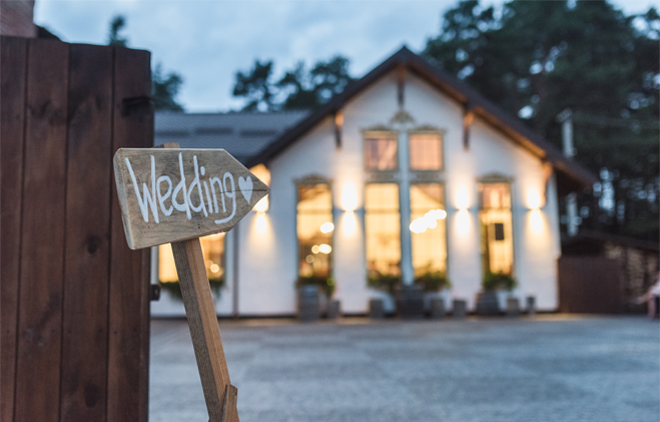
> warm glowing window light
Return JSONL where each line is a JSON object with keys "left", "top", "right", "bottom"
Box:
{"left": 410, "top": 184, "right": 447, "bottom": 277}
{"left": 479, "top": 183, "right": 514, "bottom": 275}
{"left": 409, "top": 209, "right": 447, "bottom": 234}
{"left": 159, "top": 233, "right": 225, "bottom": 283}
{"left": 319, "top": 244, "right": 332, "bottom": 254}
{"left": 297, "top": 184, "right": 332, "bottom": 277}
{"left": 365, "top": 184, "right": 401, "bottom": 277}
{"left": 320, "top": 222, "right": 334, "bottom": 233}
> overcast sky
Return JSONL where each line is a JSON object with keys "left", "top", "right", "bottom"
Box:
{"left": 34, "top": 0, "right": 658, "bottom": 113}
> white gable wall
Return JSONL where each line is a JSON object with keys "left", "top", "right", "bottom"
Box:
{"left": 232, "top": 69, "right": 561, "bottom": 315}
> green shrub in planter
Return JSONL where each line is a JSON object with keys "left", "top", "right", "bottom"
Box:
{"left": 414, "top": 272, "right": 451, "bottom": 292}
{"left": 482, "top": 272, "right": 517, "bottom": 291}
{"left": 367, "top": 274, "right": 402, "bottom": 295}
{"left": 159, "top": 277, "right": 225, "bottom": 301}
{"left": 296, "top": 275, "right": 335, "bottom": 299}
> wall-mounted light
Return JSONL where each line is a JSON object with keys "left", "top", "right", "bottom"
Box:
{"left": 250, "top": 164, "right": 271, "bottom": 213}
{"left": 529, "top": 209, "right": 544, "bottom": 234}
{"left": 455, "top": 188, "right": 470, "bottom": 210}
{"left": 254, "top": 196, "right": 269, "bottom": 213}
{"left": 527, "top": 189, "right": 542, "bottom": 210}
{"left": 341, "top": 211, "right": 358, "bottom": 236}
{"left": 455, "top": 209, "right": 471, "bottom": 236}
{"left": 341, "top": 182, "right": 358, "bottom": 212}
{"left": 254, "top": 211, "right": 268, "bottom": 233}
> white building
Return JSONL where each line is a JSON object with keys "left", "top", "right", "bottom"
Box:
{"left": 152, "top": 47, "right": 595, "bottom": 317}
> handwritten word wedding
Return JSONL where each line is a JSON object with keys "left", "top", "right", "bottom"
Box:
{"left": 124, "top": 153, "right": 254, "bottom": 225}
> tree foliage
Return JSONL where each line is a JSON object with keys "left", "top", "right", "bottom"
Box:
{"left": 152, "top": 64, "right": 184, "bottom": 112}
{"left": 107, "top": 15, "right": 184, "bottom": 112}
{"left": 232, "top": 56, "right": 355, "bottom": 111}
{"left": 108, "top": 15, "right": 128, "bottom": 47}
{"left": 424, "top": 0, "right": 659, "bottom": 240}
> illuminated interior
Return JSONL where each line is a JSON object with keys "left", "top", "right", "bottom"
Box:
{"left": 479, "top": 183, "right": 514, "bottom": 275}
{"left": 409, "top": 132, "right": 442, "bottom": 170}
{"left": 410, "top": 184, "right": 447, "bottom": 277}
{"left": 158, "top": 233, "right": 226, "bottom": 283}
{"left": 365, "top": 183, "right": 401, "bottom": 277}
{"left": 364, "top": 132, "right": 397, "bottom": 171}
{"left": 297, "top": 184, "right": 333, "bottom": 277}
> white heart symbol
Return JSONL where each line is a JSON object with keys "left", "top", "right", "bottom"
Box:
{"left": 238, "top": 176, "right": 253, "bottom": 204}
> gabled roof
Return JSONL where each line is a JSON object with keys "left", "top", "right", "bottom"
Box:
{"left": 247, "top": 46, "right": 596, "bottom": 191}
{"left": 154, "top": 111, "right": 308, "bottom": 164}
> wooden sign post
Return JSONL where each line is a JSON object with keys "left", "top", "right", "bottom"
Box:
{"left": 113, "top": 142, "right": 269, "bottom": 422}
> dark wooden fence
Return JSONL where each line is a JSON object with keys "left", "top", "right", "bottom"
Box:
{"left": 1, "top": 36, "right": 152, "bottom": 422}
{"left": 558, "top": 256, "right": 624, "bottom": 314}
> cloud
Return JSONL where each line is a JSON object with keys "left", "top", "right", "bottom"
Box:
{"left": 34, "top": 0, "right": 648, "bottom": 112}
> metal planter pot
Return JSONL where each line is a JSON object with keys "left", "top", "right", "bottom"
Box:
{"left": 298, "top": 285, "right": 320, "bottom": 322}
{"left": 395, "top": 284, "right": 424, "bottom": 319}
{"left": 476, "top": 290, "right": 500, "bottom": 316}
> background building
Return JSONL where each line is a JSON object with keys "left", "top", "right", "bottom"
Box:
{"left": 152, "top": 47, "right": 595, "bottom": 316}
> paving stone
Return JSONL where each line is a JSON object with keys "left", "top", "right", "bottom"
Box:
{"left": 149, "top": 316, "right": 660, "bottom": 422}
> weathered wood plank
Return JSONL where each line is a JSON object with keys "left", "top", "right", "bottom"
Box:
{"left": 171, "top": 239, "right": 238, "bottom": 422}
{"left": 108, "top": 46, "right": 152, "bottom": 422}
{"left": 154, "top": 143, "right": 239, "bottom": 422}
{"left": 113, "top": 148, "right": 269, "bottom": 249}
{"left": 221, "top": 385, "right": 239, "bottom": 422}
{"left": 0, "top": 35, "right": 27, "bottom": 422}
{"left": 59, "top": 43, "right": 113, "bottom": 422}
{"left": 14, "top": 38, "right": 69, "bottom": 422}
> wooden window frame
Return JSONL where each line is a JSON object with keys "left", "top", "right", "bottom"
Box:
{"left": 408, "top": 127, "right": 445, "bottom": 173}
{"left": 362, "top": 128, "right": 400, "bottom": 173}
{"left": 295, "top": 177, "right": 334, "bottom": 279}
{"left": 409, "top": 182, "right": 449, "bottom": 277}
{"left": 477, "top": 179, "right": 516, "bottom": 278}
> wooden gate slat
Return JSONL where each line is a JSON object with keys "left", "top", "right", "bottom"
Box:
{"left": 14, "top": 38, "right": 69, "bottom": 422}
{"left": 0, "top": 36, "right": 28, "bottom": 422}
{"left": 558, "top": 256, "right": 624, "bottom": 313}
{"left": 107, "top": 46, "right": 152, "bottom": 422}
{"left": 59, "top": 44, "right": 114, "bottom": 422}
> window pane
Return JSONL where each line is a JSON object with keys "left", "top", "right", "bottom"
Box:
{"left": 365, "top": 135, "right": 397, "bottom": 171}
{"left": 410, "top": 184, "right": 447, "bottom": 277}
{"left": 480, "top": 183, "right": 511, "bottom": 209}
{"left": 410, "top": 133, "right": 442, "bottom": 170}
{"left": 297, "top": 184, "right": 333, "bottom": 277}
{"left": 365, "top": 184, "right": 401, "bottom": 277}
{"left": 479, "top": 183, "right": 513, "bottom": 275}
{"left": 158, "top": 232, "right": 226, "bottom": 282}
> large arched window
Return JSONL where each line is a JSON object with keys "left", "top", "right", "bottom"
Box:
{"left": 410, "top": 183, "right": 447, "bottom": 277}
{"left": 297, "top": 183, "right": 333, "bottom": 277}
{"left": 478, "top": 182, "right": 514, "bottom": 276}
{"left": 158, "top": 233, "right": 226, "bottom": 284}
{"left": 365, "top": 183, "right": 401, "bottom": 277}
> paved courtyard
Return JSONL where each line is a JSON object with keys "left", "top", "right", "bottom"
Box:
{"left": 150, "top": 316, "right": 659, "bottom": 422}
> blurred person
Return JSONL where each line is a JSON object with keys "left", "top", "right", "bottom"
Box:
{"left": 636, "top": 272, "right": 660, "bottom": 319}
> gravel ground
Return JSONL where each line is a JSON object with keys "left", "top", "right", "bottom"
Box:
{"left": 149, "top": 315, "right": 660, "bottom": 422}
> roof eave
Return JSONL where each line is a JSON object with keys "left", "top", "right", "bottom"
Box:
{"left": 247, "top": 47, "right": 597, "bottom": 191}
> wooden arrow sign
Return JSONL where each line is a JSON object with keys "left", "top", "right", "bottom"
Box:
{"left": 113, "top": 147, "right": 269, "bottom": 249}
{"left": 113, "top": 144, "right": 266, "bottom": 422}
